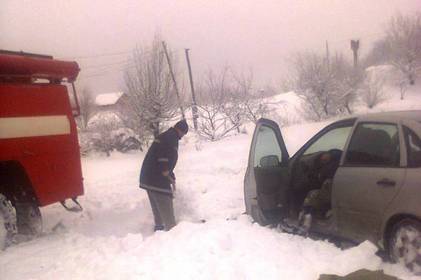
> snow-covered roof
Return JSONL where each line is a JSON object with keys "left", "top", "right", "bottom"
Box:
{"left": 365, "top": 64, "right": 395, "bottom": 73}
{"left": 94, "top": 92, "right": 124, "bottom": 106}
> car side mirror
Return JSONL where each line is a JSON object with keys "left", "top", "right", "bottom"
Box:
{"left": 260, "top": 155, "right": 280, "bottom": 167}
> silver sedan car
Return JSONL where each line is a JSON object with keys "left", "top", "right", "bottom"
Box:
{"left": 244, "top": 110, "right": 421, "bottom": 273}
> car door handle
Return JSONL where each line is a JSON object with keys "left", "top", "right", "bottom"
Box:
{"left": 376, "top": 178, "right": 396, "bottom": 187}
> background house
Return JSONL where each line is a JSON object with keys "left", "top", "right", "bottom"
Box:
{"left": 94, "top": 91, "right": 126, "bottom": 112}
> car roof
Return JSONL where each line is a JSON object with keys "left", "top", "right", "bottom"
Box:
{"left": 342, "top": 110, "right": 421, "bottom": 123}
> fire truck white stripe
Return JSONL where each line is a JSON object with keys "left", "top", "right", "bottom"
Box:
{"left": 0, "top": 115, "right": 70, "bottom": 139}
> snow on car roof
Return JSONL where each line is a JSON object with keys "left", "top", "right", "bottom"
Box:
{"left": 357, "top": 110, "right": 421, "bottom": 122}
{"left": 94, "top": 92, "right": 124, "bottom": 106}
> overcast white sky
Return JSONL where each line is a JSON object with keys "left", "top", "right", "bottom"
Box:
{"left": 1, "top": 0, "right": 420, "bottom": 93}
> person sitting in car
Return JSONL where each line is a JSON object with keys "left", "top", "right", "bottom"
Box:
{"left": 298, "top": 149, "right": 342, "bottom": 233}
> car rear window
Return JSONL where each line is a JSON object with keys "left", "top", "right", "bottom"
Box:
{"left": 345, "top": 123, "right": 400, "bottom": 167}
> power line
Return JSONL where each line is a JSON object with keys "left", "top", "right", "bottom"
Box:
{"left": 58, "top": 50, "right": 132, "bottom": 60}
{"left": 82, "top": 59, "right": 134, "bottom": 70}
{"left": 76, "top": 47, "right": 183, "bottom": 80}
{"left": 78, "top": 63, "right": 137, "bottom": 81}
{"left": 60, "top": 47, "right": 182, "bottom": 61}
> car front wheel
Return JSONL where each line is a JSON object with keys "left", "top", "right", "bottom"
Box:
{"left": 389, "top": 218, "right": 421, "bottom": 274}
{"left": 0, "top": 194, "right": 17, "bottom": 250}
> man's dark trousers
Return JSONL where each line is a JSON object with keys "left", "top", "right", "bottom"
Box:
{"left": 146, "top": 190, "right": 176, "bottom": 231}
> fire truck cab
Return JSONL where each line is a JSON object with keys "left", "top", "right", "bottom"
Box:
{"left": 0, "top": 51, "right": 84, "bottom": 247}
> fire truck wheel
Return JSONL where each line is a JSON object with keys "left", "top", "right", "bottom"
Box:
{"left": 0, "top": 194, "right": 17, "bottom": 250}
{"left": 15, "top": 202, "right": 42, "bottom": 236}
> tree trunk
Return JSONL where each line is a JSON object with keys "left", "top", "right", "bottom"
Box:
{"left": 409, "top": 74, "right": 415, "bottom": 85}
{"left": 152, "top": 121, "right": 160, "bottom": 138}
{"left": 345, "top": 103, "right": 352, "bottom": 114}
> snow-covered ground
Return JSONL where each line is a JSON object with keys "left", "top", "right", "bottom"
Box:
{"left": 1, "top": 85, "right": 421, "bottom": 280}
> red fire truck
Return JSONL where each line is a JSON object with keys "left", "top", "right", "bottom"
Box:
{"left": 0, "top": 50, "right": 84, "bottom": 247}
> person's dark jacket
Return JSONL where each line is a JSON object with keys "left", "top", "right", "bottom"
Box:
{"left": 139, "top": 127, "right": 179, "bottom": 194}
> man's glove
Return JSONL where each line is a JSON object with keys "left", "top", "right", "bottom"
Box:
{"left": 163, "top": 171, "right": 176, "bottom": 195}
{"left": 171, "top": 180, "right": 176, "bottom": 194}
{"left": 168, "top": 176, "right": 176, "bottom": 193}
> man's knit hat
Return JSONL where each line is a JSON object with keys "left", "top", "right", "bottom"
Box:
{"left": 174, "top": 119, "right": 189, "bottom": 134}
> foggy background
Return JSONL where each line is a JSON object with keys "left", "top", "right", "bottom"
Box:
{"left": 1, "top": 0, "right": 420, "bottom": 93}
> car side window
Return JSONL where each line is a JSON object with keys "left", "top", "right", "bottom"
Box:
{"left": 254, "top": 125, "right": 284, "bottom": 168}
{"left": 303, "top": 125, "right": 353, "bottom": 156}
{"left": 345, "top": 123, "right": 400, "bottom": 166}
{"left": 403, "top": 126, "right": 421, "bottom": 168}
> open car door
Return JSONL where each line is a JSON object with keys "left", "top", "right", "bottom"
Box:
{"left": 244, "top": 118, "right": 290, "bottom": 225}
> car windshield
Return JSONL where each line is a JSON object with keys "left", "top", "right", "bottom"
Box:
{"left": 303, "top": 126, "right": 353, "bottom": 155}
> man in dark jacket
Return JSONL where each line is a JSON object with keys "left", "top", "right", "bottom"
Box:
{"left": 139, "top": 120, "right": 189, "bottom": 231}
{"left": 298, "top": 150, "right": 342, "bottom": 234}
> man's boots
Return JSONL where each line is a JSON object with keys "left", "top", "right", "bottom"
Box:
{"left": 297, "top": 207, "right": 313, "bottom": 235}
{"left": 154, "top": 225, "right": 165, "bottom": 232}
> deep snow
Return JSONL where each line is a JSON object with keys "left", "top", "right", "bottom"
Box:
{"left": 1, "top": 85, "right": 421, "bottom": 280}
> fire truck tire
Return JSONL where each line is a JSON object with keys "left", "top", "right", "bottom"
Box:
{"left": 15, "top": 202, "right": 42, "bottom": 236}
{"left": 0, "top": 194, "right": 17, "bottom": 250}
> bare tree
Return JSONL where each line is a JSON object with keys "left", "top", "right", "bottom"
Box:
{"left": 363, "top": 39, "right": 393, "bottom": 68}
{"left": 195, "top": 68, "right": 271, "bottom": 140}
{"left": 76, "top": 87, "right": 95, "bottom": 130}
{"left": 286, "top": 51, "right": 360, "bottom": 120}
{"left": 392, "top": 69, "right": 410, "bottom": 100}
{"left": 398, "top": 79, "right": 409, "bottom": 100}
{"left": 221, "top": 102, "right": 242, "bottom": 133}
{"left": 398, "top": 80, "right": 409, "bottom": 101}
{"left": 222, "top": 71, "right": 252, "bottom": 131}
{"left": 334, "top": 56, "right": 364, "bottom": 114}
{"left": 287, "top": 52, "right": 334, "bottom": 120}
{"left": 123, "top": 34, "right": 178, "bottom": 138}
{"left": 92, "top": 121, "right": 120, "bottom": 157}
{"left": 233, "top": 73, "right": 270, "bottom": 124}
{"left": 361, "top": 70, "right": 387, "bottom": 108}
{"left": 385, "top": 12, "right": 421, "bottom": 85}
{"left": 196, "top": 69, "right": 240, "bottom": 141}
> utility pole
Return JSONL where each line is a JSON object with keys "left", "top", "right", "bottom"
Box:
{"left": 325, "top": 40, "right": 330, "bottom": 72}
{"left": 184, "top": 48, "right": 198, "bottom": 130}
{"left": 161, "top": 41, "right": 185, "bottom": 118}
{"left": 350, "top": 40, "right": 359, "bottom": 69}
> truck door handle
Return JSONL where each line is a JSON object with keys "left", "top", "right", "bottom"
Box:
{"left": 376, "top": 178, "right": 396, "bottom": 187}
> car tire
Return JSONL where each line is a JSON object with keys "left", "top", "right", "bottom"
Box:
{"left": 15, "top": 201, "right": 42, "bottom": 236}
{"left": 388, "top": 218, "right": 421, "bottom": 274}
{"left": 0, "top": 194, "right": 17, "bottom": 250}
